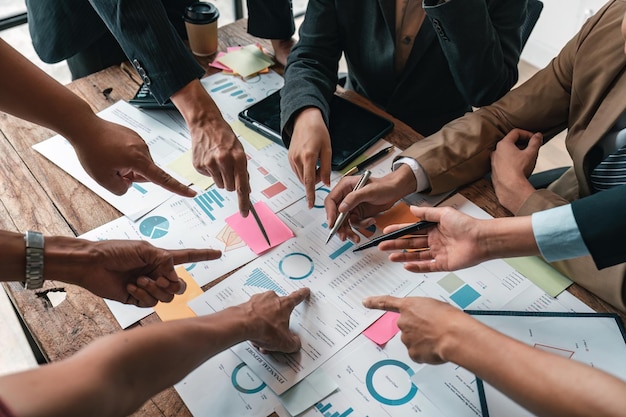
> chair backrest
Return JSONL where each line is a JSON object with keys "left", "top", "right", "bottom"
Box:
{"left": 521, "top": 0, "right": 544, "bottom": 48}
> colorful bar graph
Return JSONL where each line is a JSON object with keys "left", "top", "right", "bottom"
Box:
{"left": 329, "top": 241, "right": 354, "bottom": 260}
{"left": 262, "top": 182, "right": 287, "bottom": 198}
{"left": 210, "top": 82, "right": 234, "bottom": 92}
{"left": 194, "top": 192, "right": 216, "bottom": 221}
{"left": 245, "top": 268, "right": 286, "bottom": 295}
{"left": 132, "top": 183, "right": 148, "bottom": 194}
{"left": 315, "top": 401, "right": 353, "bottom": 417}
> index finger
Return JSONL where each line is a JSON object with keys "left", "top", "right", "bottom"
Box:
{"left": 362, "top": 295, "right": 403, "bottom": 312}
{"left": 304, "top": 159, "right": 318, "bottom": 209}
{"left": 170, "top": 248, "right": 223, "bottom": 265}
{"left": 282, "top": 287, "right": 311, "bottom": 310}
{"left": 324, "top": 176, "right": 359, "bottom": 225}
{"left": 235, "top": 167, "right": 251, "bottom": 216}
{"left": 138, "top": 163, "right": 196, "bottom": 198}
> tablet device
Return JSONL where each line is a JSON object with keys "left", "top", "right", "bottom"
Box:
{"left": 238, "top": 90, "right": 394, "bottom": 170}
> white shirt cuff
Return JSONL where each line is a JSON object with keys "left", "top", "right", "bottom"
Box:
{"left": 392, "top": 157, "right": 431, "bottom": 193}
{"left": 532, "top": 205, "right": 590, "bottom": 262}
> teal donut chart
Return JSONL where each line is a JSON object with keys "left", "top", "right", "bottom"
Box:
{"left": 365, "top": 359, "right": 418, "bottom": 406}
{"left": 279, "top": 252, "right": 314, "bottom": 280}
{"left": 231, "top": 362, "right": 266, "bottom": 394}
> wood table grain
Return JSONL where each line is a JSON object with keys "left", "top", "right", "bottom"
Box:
{"left": 1, "top": 18, "right": 624, "bottom": 417}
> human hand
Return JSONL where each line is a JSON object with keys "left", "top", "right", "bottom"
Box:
{"left": 242, "top": 288, "right": 311, "bottom": 353}
{"left": 378, "top": 205, "right": 487, "bottom": 272}
{"left": 172, "top": 80, "right": 251, "bottom": 215}
{"left": 363, "top": 295, "right": 468, "bottom": 364}
{"left": 51, "top": 237, "right": 222, "bottom": 307}
{"left": 324, "top": 166, "right": 416, "bottom": 242}
{"left": 491, "top": 129, "right": 542, "bottom": 213}
{"left": 72, "top": 118, "right": 196, "bottom": 197}
{"left": 290, "top": 108, "right": 332, "bottom": 208}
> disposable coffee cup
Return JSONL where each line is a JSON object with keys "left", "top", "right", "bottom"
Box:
{"left": 184, "top": 2, "right": 220, "bottom": 56}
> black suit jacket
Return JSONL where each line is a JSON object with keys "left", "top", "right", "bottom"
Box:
{"left": 281, "top": 0, "right": 527, "bottom": 139}
{"left": 572, "top": 185, "right": 626, "bottom": 270}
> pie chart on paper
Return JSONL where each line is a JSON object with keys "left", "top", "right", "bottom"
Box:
{"left": 139, "top": 216, "right": 170, "bottom": 239}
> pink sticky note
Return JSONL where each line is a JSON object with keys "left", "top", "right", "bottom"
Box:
{"left": 209, "top": 52, "right": 232, "bottom": 71}
{"left": 363, "top": 311, "right": 400, "bottom": 346}
{"left": 226, "top": 201, "right": 294, "bottom": 254}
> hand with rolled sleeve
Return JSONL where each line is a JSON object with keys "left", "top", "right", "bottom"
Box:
{"left": 324, "top": 165, "right": 417, "bottom": 242}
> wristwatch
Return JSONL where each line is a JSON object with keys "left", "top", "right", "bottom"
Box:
{"left": 24, "top": 230, "right": 44, "bottom": 290}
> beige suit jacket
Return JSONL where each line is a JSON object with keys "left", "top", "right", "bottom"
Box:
{"left": 399, "top": 0, "right": 626, "bottom": 310}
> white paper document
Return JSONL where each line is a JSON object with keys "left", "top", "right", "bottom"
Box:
{"left": 188, "top": 192, "right": 429, "bottom": 394}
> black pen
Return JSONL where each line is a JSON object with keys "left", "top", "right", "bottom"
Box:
{"left": 343, "top": 146, "right": 394, "bottom": 177}
{"left": 249, "top": 204, "right": 271, "bottom": 246}
{"left": 352, "top": 220, "right": 438, "bottom": 252}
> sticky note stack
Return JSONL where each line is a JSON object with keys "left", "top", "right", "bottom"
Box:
{"left": 210, "top": 44, "right": 274, "bottom": 78}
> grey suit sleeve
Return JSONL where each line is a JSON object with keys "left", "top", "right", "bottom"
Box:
{"left": 88, "top": 0, "right": 205, "bottom": 104}
{"left": 280, "top": 0, "right": 342, "bottom": 146}
{"left": 424, "top": 0, "right": 526, "bottom": 106}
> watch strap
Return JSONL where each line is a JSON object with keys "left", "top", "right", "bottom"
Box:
{"left": 24, "top": 231, "right": 44, "bottom": 290}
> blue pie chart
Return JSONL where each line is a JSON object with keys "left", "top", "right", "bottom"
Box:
{"left": 139, "top": 216, "right": 170, "bottom": 239}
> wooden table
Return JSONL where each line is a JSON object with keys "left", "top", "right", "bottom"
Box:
{"left": 1, "top": 18, "right": 624, "bottom": 417}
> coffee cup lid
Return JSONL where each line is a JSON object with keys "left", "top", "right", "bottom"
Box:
{"left": 184, "top": 2, "right": 219, "bottom": 24}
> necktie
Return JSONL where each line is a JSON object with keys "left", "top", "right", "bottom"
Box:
{"left": 590, "top": 144, "right": 626, "bottom": 191}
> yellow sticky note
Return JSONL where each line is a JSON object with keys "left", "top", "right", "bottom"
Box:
{"left": 154, "top": 267, "right": 204, "bottom": 321}
{"left": 217, "top": 45, "right": 273, "bottom": 78}
{"left": 167, "top": 150, "right": 215, "bottom": 190}
{"left": 230, "top": 119, "right": 273, "bottom": 150}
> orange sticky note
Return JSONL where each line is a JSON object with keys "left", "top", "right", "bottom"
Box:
{"left": 362, "top": 311, "right": 400, "bottom": 346}
{"left": 226, "top": 201, "right": 294, "bottom": 254}
{"left": 154, "top": 267, "right": 203, "bottom": 321}
{"left": 375, "top": 202, "right": 421, "bottom": 230}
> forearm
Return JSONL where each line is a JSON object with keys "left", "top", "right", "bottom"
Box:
{"left": 0, "top": 230, "right": 95, "bottom": 284}
{"left": 0, "top": 40, "right": 97, "bottom": 141}
{"left": 444, "top": 318, "right": 626, "bottom": 417}
{"left": 477, "top": 216, "right": 539, "bottom": 261}
{"left": 0, "top": 306, "right": 251, "bottom": 417}
{"left": 171, "top": 79, "right": 226, "bottom": 136}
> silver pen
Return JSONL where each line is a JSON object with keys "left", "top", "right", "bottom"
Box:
{"left": 325, "top": 170, "right": 372, "bottom": 244}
